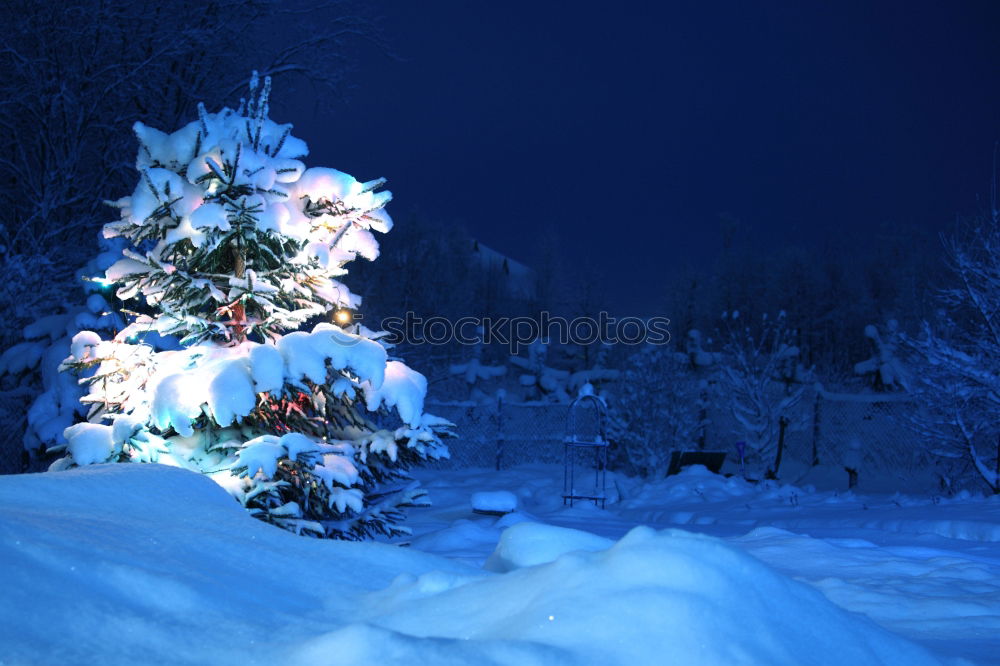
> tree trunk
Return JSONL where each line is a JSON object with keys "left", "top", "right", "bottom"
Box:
{"left": 811, "top": 392, "right": 821, "bottom": 466}
{"left": 698, "top": 388, "right": 708, "bottom": 450}
{"left": 231, "top": 244, "right": 246, "bottom": 342}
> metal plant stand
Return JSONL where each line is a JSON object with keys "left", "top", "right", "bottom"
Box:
{"left": 562, "top": 393, "right": 609, "bottom": 508}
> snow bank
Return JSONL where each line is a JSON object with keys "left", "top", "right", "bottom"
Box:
{"left": 619, "top": 463, "right": 756, "bottom": 507}
{"left": 0, "top": 465, "right": 470, "bottom": 665}
{"left": 301, "top": 525, "right": 947, "bottom": 666}
{"left": 0, "top": 465, "right": 952, "bottom": 666}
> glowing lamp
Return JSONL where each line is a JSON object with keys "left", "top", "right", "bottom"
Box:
{"left": 334, "top": 309, "right": 352, "bottom": 325}
{"left": 87, "top": 276, "right": 114, "bottom": 288}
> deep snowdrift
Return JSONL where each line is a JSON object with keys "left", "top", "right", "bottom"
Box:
{"left": 0, "top": 464, "right": 952, "bottom": 665}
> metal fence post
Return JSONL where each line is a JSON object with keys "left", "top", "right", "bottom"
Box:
{"left": 811, "top": 390, "right": 821, "bottom": 466}
{"left": 698, "top": 387, "right": 709, "bottom": 450}
{"left": 495, "top": 393, "right": 504, "bottom": 471}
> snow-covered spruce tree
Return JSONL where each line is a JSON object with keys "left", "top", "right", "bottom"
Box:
{"left": 54, "top": 74, "right": 450, "bottom": 538}
{"left": 717, "top": 311, "right": 806, "bottom": 479}
{"left": 903, "top": 211, "right": 1000, "bottom": 493}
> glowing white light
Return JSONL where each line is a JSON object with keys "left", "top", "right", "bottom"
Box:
{"left": 334, "top": 310, "right": 351, "bottom": 325}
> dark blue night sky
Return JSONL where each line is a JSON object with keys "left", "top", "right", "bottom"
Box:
{"left": 289, "top": 0, "right": 1000, "bottom": 313}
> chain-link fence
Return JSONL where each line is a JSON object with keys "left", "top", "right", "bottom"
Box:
{"left": 810, "top": 390, "right": 930, "bottom": 474}
{"left": 427, "top": 400, "right": 569, "bottom": 469}
{"left": 702, "top": 387, "right": 923, "bottom": 474}
{"left": 427, "top": 387, "right": 924, "bottom": 476}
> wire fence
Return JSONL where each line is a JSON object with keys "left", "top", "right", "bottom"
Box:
{"left": 427, "top": 388, "right": 928, "bottom": 479}
{"left": 428, "top": 400, "right": 570, "bottom": 469}
{"left": 811, "top": 391, "right": 934, "bottom": 474}
{"left": 0, "top": 386, "right": 942, "bottom": 483}
{"left": 701, "top": 387, "right": 927, "bottom": 475}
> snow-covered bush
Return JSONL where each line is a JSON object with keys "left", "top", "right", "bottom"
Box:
{"left": 567, "top": 343, "right": 621, "bottom": 396}
{"left": 53, "top": 74, "right": 450, "bottom": 538}
{"left": 854, "top": 320, "right": 910, "bottom": 392}
{"left": 449, "top": 328, "right": 507, "bottom": 402}
{"left": 609, "top": 345, "right": 705, "bottom": 478}
{"left": 0, "top": 251, "right": 64, "bottom": 353}
{"left": 511, "top": 338, "right": 570, "bottom": 402}
{"left": 0, "top": 234, "right": 135, "bottom": 461}
{"left": 684, "top": 329, "right": 719, "bottom": 368}
{"left": 717, "top": 311, "right": 807, "bottom": 479}
{"left": 904, "top": 213, "right": 1000, "bottom": 493}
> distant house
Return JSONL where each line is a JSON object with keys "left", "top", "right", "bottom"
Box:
{"left": 470, "top": 240, "right": 536, "bottom": 303}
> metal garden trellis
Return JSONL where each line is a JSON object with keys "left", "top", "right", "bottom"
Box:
{"left": 562, "top": 392, "right": 609, "bottom": 508}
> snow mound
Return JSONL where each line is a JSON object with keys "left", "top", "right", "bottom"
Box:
{"left": 0, "top": 465, "right": 951, "bottom": 666}
{"left": 621, "top": 464, "right": 755, "bottom": 506}
{"left": 471, "top": 490, "right": 518, "bottom": 514}
{"left": 484, "top": 521, "right": 613, "bottom": 572}
{"left": 290, "top": 622, "right": 572, "bottom": 666}
{"left": 0, "top": 465, "right": 469, "bottom": 665}
{"left": 325, "top": 526, "right": 947, "bottom": 666}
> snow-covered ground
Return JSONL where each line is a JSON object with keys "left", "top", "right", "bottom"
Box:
{"left": 2, "top": 463, "right": 999, "bottom": 665}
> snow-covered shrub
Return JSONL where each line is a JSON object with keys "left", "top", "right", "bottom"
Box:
{"left": 511, "top": 338, "right": 570, "bottom": 402}
{"left": 685, "top": 329, "right": 719, "bottom": 368}
{"left": 854, "top": 320, "right": 910, "bottom": 392}
{"left": 53, "top": 74, "right": 450, "bottom": 538}
{"left": 0, "top": 251, "right": 64, "bottom": 353}
{"left": 717, "top": 311, "right": 807, "bottom": 479}
{"left": 904, "top": 213, "right": 1000, "bottom": 493}
{"left": 0, "top": 234, "right": 133, "bottom": 460}
{"left": 449, "top": 328, "right": 507, "bottom": 402}
{"left": 609, "top": 345, "right": 705, "bottom": 478}
{"left": 567, "top": 343, "right": 621, "bottom": 396}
